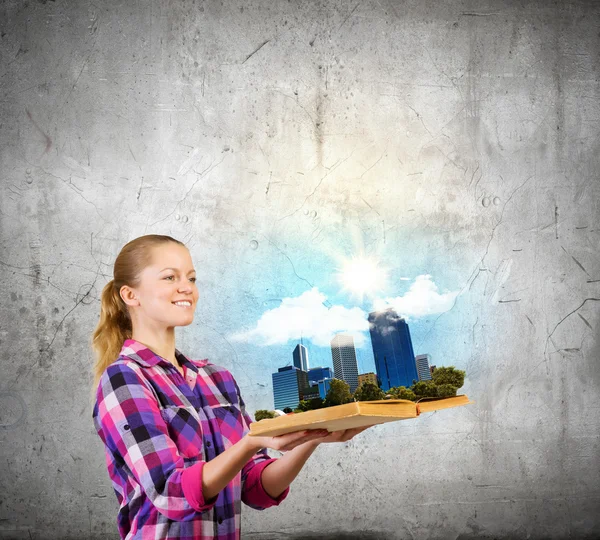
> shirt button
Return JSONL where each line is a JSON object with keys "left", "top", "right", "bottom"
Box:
{"left": 217, "top": 517, "right": 223, "bottom": 525}
{"left": 206, "top": 441, "right": 211, "bottom": 447}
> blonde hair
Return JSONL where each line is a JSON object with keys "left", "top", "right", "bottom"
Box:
{"left": 91, "top": 234, "right": 185, "bottom": 394}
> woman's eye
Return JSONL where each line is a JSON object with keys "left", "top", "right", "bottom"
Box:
{"left": 165, "top": 276, "right": 174, "bottom": 280}
{"left": 189, "top": 277, "right": 197, "bottom": 283}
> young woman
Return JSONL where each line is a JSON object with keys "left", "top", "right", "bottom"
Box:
{"left": 91, "top": 234, "right": 370, "bottom": 539}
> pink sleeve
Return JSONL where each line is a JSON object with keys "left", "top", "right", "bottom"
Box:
{"left": 231, "top": 376, "right": 290, "bottom": 509}
{"left": 241, "top": 458, "right": 290, "bottom": 509}
{"left": 181, "top": 461, "right": 219, "bottom": 512}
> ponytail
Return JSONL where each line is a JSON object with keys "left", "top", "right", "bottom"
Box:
{"left": 91, "top": 280, "right": 131, "bottom": 393}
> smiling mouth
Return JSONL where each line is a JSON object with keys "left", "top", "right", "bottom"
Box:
{"left": 172, "top": 301, "right": 192, "bottom": 307}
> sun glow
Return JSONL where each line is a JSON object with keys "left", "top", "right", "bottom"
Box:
{"left": 337, "top": 256, "right": 388, "bottom": 301}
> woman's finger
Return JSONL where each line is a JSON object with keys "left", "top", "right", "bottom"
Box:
{"left": 342, "top": 426, "right": 372, "bottom": 440}
{"left": 267, "top": 429, "right": 329, "bottom": 450}
{"left": 276, "top": 436, "right": 322, "bottom": 452}
{"left": 318, "top": 425, "right": 374, "bottom": 444}
{"left": 348, "top": 426, "right": 371, "bottom": 436}
{"left": 281, "top": 429, "right": 328, "bottom": 444}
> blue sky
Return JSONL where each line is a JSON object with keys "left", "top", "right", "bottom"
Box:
{"left": 230, "top": 273, "right": 460, "bottom": 375}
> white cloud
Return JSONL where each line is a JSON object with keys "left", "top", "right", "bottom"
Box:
{"left": 372, "top": 274, "right": 459, "bottom": 319}
{"left": 231, "top": 276, "right": 458, "bottom": 348}
{"left": 230, "top": 288, "right": 369, "bottom": 347}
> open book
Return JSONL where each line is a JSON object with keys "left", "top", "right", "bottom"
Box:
{"left": 249, "top": 395, "right": 472, "bottom": 437}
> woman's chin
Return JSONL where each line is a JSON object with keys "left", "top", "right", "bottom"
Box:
{"left": 180, "top": 315, "right": 195, "bottom": 327}
{"left": 169, "top": 314, "right": 195, "bottom": 327}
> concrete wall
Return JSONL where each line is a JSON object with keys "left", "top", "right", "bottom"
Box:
{"left": 1, "top": 0, "right": 599, "bottom": 538}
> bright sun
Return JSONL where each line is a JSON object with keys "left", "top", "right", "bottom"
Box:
{"left": 337, "top": 256, "right": 388, "bottom": 300}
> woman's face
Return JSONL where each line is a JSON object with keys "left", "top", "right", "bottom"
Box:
{"left": 126, "top": 243, "right": 199, "bottom": 330}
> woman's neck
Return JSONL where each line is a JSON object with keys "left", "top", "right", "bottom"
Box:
{"left": 131, "top": 328, "right": 179, "bottom": 367}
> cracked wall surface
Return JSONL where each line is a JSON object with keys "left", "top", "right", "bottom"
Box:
{"left": 1, "top": 0, "right": 599, "bottom": 539}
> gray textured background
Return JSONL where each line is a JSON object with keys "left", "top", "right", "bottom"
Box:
{"left": 1, "top": 0, "right": 599, "bottom": 539}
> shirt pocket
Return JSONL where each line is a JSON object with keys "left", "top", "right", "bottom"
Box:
{"left": 159, "top": 405, "right": 205, "bottom": 460}
{"left": 210, "top": 403, "right": 244, "bottom": 448}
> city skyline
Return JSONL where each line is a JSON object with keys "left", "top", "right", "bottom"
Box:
{"left": 271, "top": 310, "right": 432, "bottom": 408}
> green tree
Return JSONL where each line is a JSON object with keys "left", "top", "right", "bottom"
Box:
{"left": 432, "top": 367, "right": 465, "bottom": 389}
{"left": 296, "top": 398, "right": 325, "bottom": 412}
{"left": 296, "top": 400, "right": 311, "bottom": 412}
{"left": 400, "top": 387, "right": 417, "bottom": 401}
{"left": 324, "top": 379, "right": 353, "bottom": 407}
{"left": 254, "top": 409, "right": 276, "bottom": 421}
{"left": 306, "top": 397, "right": 325, "bottom": 410}
{"left": 388, "top": 386, "right": 417, "bottom": 401}
{"left": 386, "top": 386, "right": 401, "bottom": 398}
{"left": 411, "top": 380, "right": 438, "bottom": 398}
{"left": 353, "top": 381, "right": 385, "bottom": 401}
{"left": 436, "top": 384, "right": 457, "bottom": 398}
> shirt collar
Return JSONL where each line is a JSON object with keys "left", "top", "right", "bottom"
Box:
{"left": 119, "top": 338, "right": 199, "bottom": 374}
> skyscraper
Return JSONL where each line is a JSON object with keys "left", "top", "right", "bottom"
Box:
{"left": 307, "top": 366, "right": 333, "bottom": 385}
{"left": 330, "top": 334, "right": 359, "bottom": 393}
{"left": 300, "top": 385, "right": 320, "bottom": 402}
{"left": 293, "top": 343, "right": 309, "bottom": 372}
{"left": 306, "top": 367, "right": 334, "bottom": 401}
{"left": 272, "top": 366, "right": 308, "bottom": 410}
{"left": 317, "top": 378, "right": 333, "bottom": 400}
{"left": 415, "top": 354, "right": 433, "bottom": 381}
{"left": 368, "top": 308, "right": 419, "bottom": 391}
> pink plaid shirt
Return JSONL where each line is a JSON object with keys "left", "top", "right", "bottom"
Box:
{"left": 93, "top": 339, "right": 288, "bottom": 539}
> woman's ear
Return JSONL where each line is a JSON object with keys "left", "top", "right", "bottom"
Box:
{"left": 120, "top": 286, "right": 139, "bottom": 307}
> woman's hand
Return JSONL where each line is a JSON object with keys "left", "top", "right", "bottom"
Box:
{"left": 309, "top": 425, "right": 374, "bottom": 444}
{"left": 244, "top": 425, "right": 378, "bottom": 499}
{"left": 245, "top": 429, "right": 330, "bottom": 453}
{"left": 244, "top": 424, "right": 378, "bottom": 454}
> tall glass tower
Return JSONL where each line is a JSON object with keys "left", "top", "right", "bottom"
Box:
{"left": 330, "top": 334, "right": 359, "bottom": 393}
{"left": 415, "top": 354, "right": 432, "bottom": 381}
{"left": 293, "top": 343, "right": 309, "bottom": 372}
{"left": 272, "top": 366, "right": 307, "bottom": 410}
{"left": 368, "top": 308, "right": 419, "bottom": 391}
{"left": 307, "top": 366, "right": 333, "bottom": 384}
